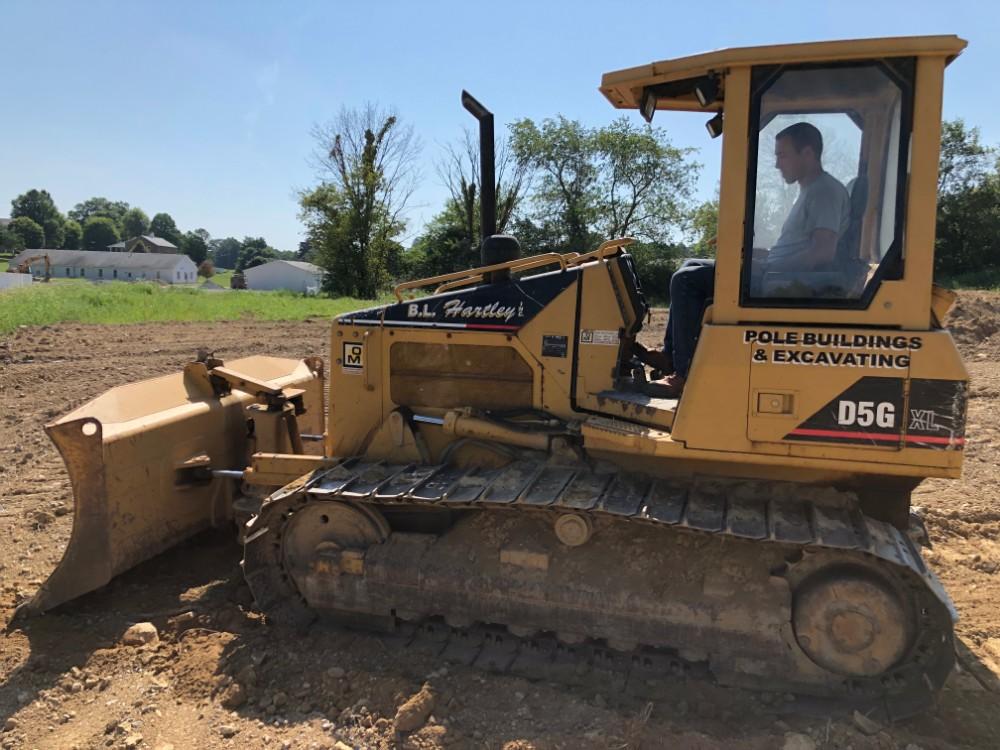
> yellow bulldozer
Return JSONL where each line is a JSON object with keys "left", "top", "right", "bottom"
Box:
{"left": 20, "top": 35, "right": 970, "bottom": 719}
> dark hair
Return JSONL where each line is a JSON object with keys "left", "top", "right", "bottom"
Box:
{"left": 776, "top": 122, "right": 823, "bottom": 159}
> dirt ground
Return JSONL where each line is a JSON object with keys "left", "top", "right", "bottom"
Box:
{"left": 1, "top": 295, "right": 999, "bottom": 750}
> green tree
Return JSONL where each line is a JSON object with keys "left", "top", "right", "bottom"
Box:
{"left": 69, "top": 197, "right": 130, "bottom": 228}
{"left": 82, "top": 216, "right": 120, "bottom": 251}
{"left": 939, "top": 119, "right": 994, "bottom": 196}
{"left": 10, "top": 189, "right": 65, "bottom": 249}
{"left": 121, "top": 207, "right": 150, "bottom": 239}
{"left": 235, "top": 236, "right": 277, "bottom": 271}
{"left": 8, "top": 216, "right": 45, "bottom": 248}
{"left": 594, "top": 117, "right": 697, "bottom": 242}
{"left": 300, "top": 104, "right": 421, "bottom": 297}
{"left": 511, "top": 116, "right": 699, "bottom": 253}
{"left": 62, "top": 219, "right": 83, "bottom": 249}
{"left": 149, "top": 213, "right": 182, "bottom": 246}
{"left": 436, "top": 128, "right": 531, "bottom": 254}
{"left": 11, "top": 188, "right": 59, "bottom": 227}
{"left": 409, "top": 200, "right": 480, "bottom": 277}
{"left": 0, "top": 226, "right": 26, "bottom": 253}
{"left": 688, "top": 198, "right": 719, "bottom": 258}
{"left": 181, "top": 231, "right": 209, "bottom": 265}
{"left": 934, "top": 119, "right": 1000, "bottom": 278}
{"left": 510, "top": 116, "right": 599, "bottom": 253}
{"left": 210, "top": 237, "right": 241, "bottom": 269}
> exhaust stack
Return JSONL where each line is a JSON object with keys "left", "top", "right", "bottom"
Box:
{"left": 461, "top": 90, "right": 519, "bottom": 281}
{"left": 461, "top": 90, "right": 497, "bottom": 240}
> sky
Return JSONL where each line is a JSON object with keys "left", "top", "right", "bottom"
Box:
{"left": 2, "top": 1, "right": 996, "bottom": 252}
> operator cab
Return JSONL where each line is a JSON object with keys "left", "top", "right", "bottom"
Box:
{"left": 601, "top": 36, "right": 966, "bottom": 404}
{"left": 745, "top": 62, "right": 910, "bottom": 306}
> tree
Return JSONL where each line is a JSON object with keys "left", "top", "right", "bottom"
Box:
{"left": 11, "top": 188, "right": 60, "bottom": 227}
{"left": 10, "top": 189, "right": 65, "bottom": 249}
{"left": 300, "top": 103, "right": 421, "bottom": 297}
{"left": 594, "top": 117, "right": 697, "bottom": 242}
{"left": 181, "top": 231, "right": 209, "bottom": 265}
{"left": 8, "top": 216, "right": 45, "bottom": 249}
{"left": 235, "top": 236, "right": 277, "bottom": 271}
{"left": 62, "top": 219, "right": 83, "bottom": 249}
{"left": 409, "top": 200, "right": 481, "bottom": 277}
{"left": 121, "top": 207, "right": 150, "bottom": 239}
{"left": 198, "top": 260, "right": 215, "bottom": 278}
{"left": 82, "top": 216, "right": 120, "bottom": 251}
{"left": 69, "top": 197, "right": 130, "bottom": 228}
{"left": 511, "top": 116, "right": 699, "bottom": 253}
{"left": 688, "top": 198, "right": 719, "bottom": 258}
{"left": 0, "top": 227, "right": 25, "bottom": 253}
{"left": 939, "top": 119, "right": 994, "bottom": 197}
{"left": 510, "top": 116, "right": 599, "bottom": 253}
{"left": 437, "top": 127, "right": 531, "bottom": 248}
{"left": 934, "top": 119, "right": 1000, "bottom": 278}
{"left": 210, "top": 237, "right": 241, "bottom": 269}
{"left": 149, "top": 213, "right": 182, "bottom": 246}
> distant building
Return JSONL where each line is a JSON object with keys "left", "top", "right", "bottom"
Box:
{"left": 0, "top": 218, "right": 10, "bottom": 229}
{"left": 243, "top": 260, "right": 324, "bottom": 294}
{"left": 107, "top": 235, "right": 179, "bottom": 254}
{"left": 11, "top": 249, "right": 197, "bottom": 284}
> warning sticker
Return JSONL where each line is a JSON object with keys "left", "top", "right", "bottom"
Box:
{"left": 342, "top": 341, "right": 364, "bottom": 372}
{"left": 542, "top": 334, "right": 568, "bottom": 358}
{"left": 580, "top": 329, "right": 619, "bottom": 346}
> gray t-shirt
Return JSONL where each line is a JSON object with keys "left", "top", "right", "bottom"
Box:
{"left": 769, "top": 171, "right": 850, "bottom": 261}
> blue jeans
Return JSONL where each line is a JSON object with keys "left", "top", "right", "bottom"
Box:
{"left": 664, "top": 258, "right": 715, "bottom": 379}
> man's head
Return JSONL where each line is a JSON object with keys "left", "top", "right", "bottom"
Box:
{"left": 774, "top": 122, "right": 823, "bottom": 184}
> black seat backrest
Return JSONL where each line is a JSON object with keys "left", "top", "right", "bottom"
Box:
{"left": 836, "top": 168, "right": 868, "bottom": 265}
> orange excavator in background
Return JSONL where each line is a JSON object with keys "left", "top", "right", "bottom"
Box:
{"left": 8, "top": 254, "right": 51, "bottom": 282}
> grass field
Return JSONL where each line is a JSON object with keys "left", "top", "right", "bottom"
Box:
{"left": 209, "top": 268, "right": 235, "bottom": 288}
{"left": 0, "top": 281, "right": 385, "bottom": 336}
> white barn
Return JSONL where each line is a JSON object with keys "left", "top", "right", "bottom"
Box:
{"left": 243, "top": 260, "right": 324, "bottom": 293}
{"left": 10, "top": 249, "right": 198, "bottom": 284}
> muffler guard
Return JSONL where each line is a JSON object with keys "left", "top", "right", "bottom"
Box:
{"left": 17, "top": 355, "right": 323, "bottom": 616}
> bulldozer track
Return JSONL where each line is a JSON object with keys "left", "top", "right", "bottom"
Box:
{"left": 243, "top": 457, "right": 957, "bottom": 720}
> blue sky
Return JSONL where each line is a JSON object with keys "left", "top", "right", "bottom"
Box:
{"left": 2, "top": 1, "right": 995, "bottom": 252}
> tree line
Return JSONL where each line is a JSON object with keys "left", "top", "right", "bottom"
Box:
{"left": 300, "top": 107, "right": 1000, "bottom": 300}
{"left": 298, "top": 105, "right": 714, "bottom": 300}
{"left": 0, "top": 192, "right": 304, "bottom": 274}
{"left": 5, "top": 114, "right": 992, "bottom": 296}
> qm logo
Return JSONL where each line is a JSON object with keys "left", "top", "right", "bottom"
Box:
{"left": 342, "top": 342, "right": 364, "bottom": 372}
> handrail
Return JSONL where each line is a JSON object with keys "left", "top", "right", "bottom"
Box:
{"left": 566, "top": 237, "right": 635, "bottom": 266}
{"left": 392, "top": 237, "right": 635, "bottom": 302}
{"left": 432, "top": 253, "right": 576, "bottom": 295}
{"left": 394, "top": 252, "right": 567, "bottom": 301}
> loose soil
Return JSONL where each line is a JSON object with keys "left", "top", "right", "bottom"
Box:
{"left": 1, "top": 296, "right": 999, "bottom": 750}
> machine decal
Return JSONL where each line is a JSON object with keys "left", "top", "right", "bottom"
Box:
{"left": 342, "top": 342, "right": 364, "bottom": 373}
{"left": 784, "top": 377, "right": 904, "bottom": 446}
{"left": 783, "top": 376, "right": 967, "bottom": 449}
{"left": 580, "top": 329, "right": 620, "bottom": 346}
{"left": 337, "top": 267, "right": 578, "bottom": 331}
{"left": 745, "top": 329, "right": 922, "bottom": 369}
{"left": 542, "top": 335, "right": 568, "bottom": 358}
{"left": 906, "top": 379, "right": 967, "bottom": 450}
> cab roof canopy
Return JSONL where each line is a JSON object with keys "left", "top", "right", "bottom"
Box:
{"left": 600, "top": 35, "right": 967, "bottom": 114}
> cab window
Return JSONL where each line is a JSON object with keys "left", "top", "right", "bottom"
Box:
{"left": 741, "top": 61, "right": 914, "bottom": 307}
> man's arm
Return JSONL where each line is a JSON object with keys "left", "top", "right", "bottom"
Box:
{"left": 768, "top": 228, "right": 837, "bottom": 271}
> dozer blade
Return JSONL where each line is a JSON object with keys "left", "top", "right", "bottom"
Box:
{"left": 16, "top": 355, "right": 323, "bottom": 618}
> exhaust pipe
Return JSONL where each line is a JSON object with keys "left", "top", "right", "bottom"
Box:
{"left": 461, "top": 90, "right": 519, "bottom": 281}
